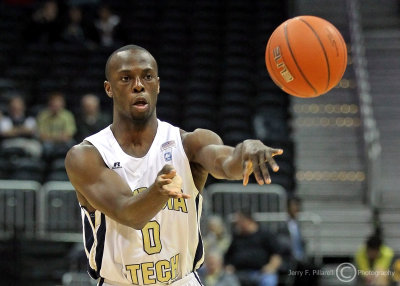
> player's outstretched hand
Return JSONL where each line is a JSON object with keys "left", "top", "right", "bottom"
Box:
{"left": 155, "top": 164, "right": 191, "bottom": 199}
{"left": 241, "top": 140, "right": 283, "bottom": 186}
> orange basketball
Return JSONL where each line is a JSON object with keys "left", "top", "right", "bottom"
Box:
{"left": 265, "top": 15, "right": 347, "bottom": 98}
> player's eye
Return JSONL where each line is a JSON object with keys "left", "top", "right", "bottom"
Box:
{"left": 144, "top": 74, "right": 153, "bottom": 81}
{"left": 121, "top": 76, "right": 130, "bottom": 82}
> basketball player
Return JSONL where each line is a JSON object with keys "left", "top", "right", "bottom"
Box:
{"left": 65, "top": 44, "right": 283, "bottom": 286}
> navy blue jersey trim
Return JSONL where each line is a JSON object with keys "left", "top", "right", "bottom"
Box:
{"left": 83, "top": 215, "right": 93, "bottom": 254}
{"left": 192, "top": 194, "right": 204, "bottom": 270}
{"left": 95, "top": 213, "right": 106, "bottom": 276}
{"left": 84, "top": 212, "right": 106, "bottom": 279}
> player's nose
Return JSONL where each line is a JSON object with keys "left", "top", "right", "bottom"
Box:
{"left": 133, "top": 77, "right": 144, "bottom": 93}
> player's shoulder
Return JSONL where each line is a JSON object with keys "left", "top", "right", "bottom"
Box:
{"left": 180, "top": 128, "right": 222, "bottom": 144}
{"left": 65, "top": 141, "right": 103, "bottom": 170}
{"left": 180, "top": 128, "right": 223, "bottom": 156}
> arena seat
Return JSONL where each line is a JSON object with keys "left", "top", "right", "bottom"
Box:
{"left": 9, "top": 157, "right": 46, "bottom": 181}
{"left": 204, "top": 183, "right": 287, "bottom": 220}
{"left": 0, "top": 180, "right": 41, "bottom": 239}
{"left": 38, "top": 181, "right": 81, "bottom": 241}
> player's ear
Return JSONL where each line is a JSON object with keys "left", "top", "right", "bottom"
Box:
{"left": 104, "top": 81, "right": 112, "bottom": 98}
{"left": 157, "top": 77, "right": 160, "bottom": 94}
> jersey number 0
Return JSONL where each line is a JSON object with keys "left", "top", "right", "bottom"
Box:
{"left": 142, "top": 220, "right": 162, "bottom": 254}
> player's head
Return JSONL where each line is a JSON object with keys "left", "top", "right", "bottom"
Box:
{"left": 81, "top": 93, "right": 100, "bottom": 115}
{"left": 234, "top": 207, "right": 258, "bottom": 234}
{"left": 287, "top": 195, "right": 302, "bottom": 219}
{"left": 105, "top": 45, "right": 158, "bottom": 81}
{"left": 206, "top": 215, "right": 226, "bottom": 237}
{"left": 104, "top": 44, "right": 160, "bottom": 124}
{"left": 366, "top": 235, "right": 382, "bottom": 261}
{"left": 204, "top": 250, "right": 224, "bottom": 274}
{"left": 47, "top": 91, "right": 65, "bottom": 114}
{"left": 8, "top": 95, "right": 26, "bottom": 116}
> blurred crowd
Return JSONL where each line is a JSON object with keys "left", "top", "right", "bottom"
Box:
{"left": 19, "top": 0, "right": 126, "bottom": 49}
{"left": 197, "top": 198, "right": 400, "bottom": 286}
{"left": 0, "top": 91, "right": 111, "bottom": 181}
{"left": 0, "top": 0, "right": 125, "bottom": 181}
{"left": 197, "top": 197, "right": 321, "bottom": 286}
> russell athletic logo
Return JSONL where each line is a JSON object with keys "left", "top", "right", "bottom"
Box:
{"left": 112, "top": 162, "right": 122, "bottom": 169}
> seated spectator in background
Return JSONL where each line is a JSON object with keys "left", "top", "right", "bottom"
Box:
{"left": 24, "top": 0, "right": 63, "bottom": 44}
{"left": 94, "top": 4, "right": 123, "bottom": 47}
{"left": 37, "top": 92, "right": 76, "bottom": 160}
{"left": 61, "top": 6, "right": 98, "bottom": 48}
{"left": 0, "top": 95, "right": 42, "bottom": 158}
{"left": 224, "top": 209, "right": 282, "bottom": 286}
{"left": 199, "top": 249, "right": 240, "bottom": 286}
{"left": 203, "top": 215, "right": 231, "bottom": 255}
{"left": 392, "top": 258, "right": 400, "bottom": 285}
{"left": 277, "top": 196, "right": 320, "bottom": 286}
{"left": 74, "top": 93, "right": 110, "bottom": 142}
{"left": 355, "top": 234, "right": 394, "bottom": 286}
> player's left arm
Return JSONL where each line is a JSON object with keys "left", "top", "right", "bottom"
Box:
{"left": 182, "top": 128, "right": 283, "bottom": 185}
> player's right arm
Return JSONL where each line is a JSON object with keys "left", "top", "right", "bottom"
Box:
{"left": 65, "top": 142, "right": 189, "bottom": 230}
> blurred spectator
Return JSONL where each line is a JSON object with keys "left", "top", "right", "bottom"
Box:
{"left": 3, "top": 0, "right": 35, "bottom": 6}
{"left": 0, "top": 95, "right": 42, "bottom": 158}
{"left": 199, "top": 250, "right": 240, "bottom": 286}
{"left": 24, "top": 0, "right": 63, "bottom": 44}
{"left": 277, "top": 196, "right": 320, "bottom": 286}
{"left": 224, "top": 209, "right": 282, "bottom": 286}
{"left": 203, "top": 215, "right": 231, "bottom": 255}
{"left": 94, "top": 4, "right": 123, "bottom": 47}
{"left": 67, "top": 0, "right": 99, "bottom": 6}
{"left": 61, "top": 5, "right": 98, "bottom": 47}
{"left": 392, "top": 258, "right": 400, "bottom": 285}
{"left": 355, "top": 234, "right": 394, "bottom": 286}
{"left": 75, "top": 93, "right": 110, "bottom": 142}
{"left": 37, "top": 92, "right": 76, "bottom": 160}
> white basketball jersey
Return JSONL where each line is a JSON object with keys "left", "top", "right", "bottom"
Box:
{"left": 83, "top": 119, "right": 204, "bottom": 285}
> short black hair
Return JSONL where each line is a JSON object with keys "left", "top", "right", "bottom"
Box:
{"left": 237, "top": 206, "right": 254, "bottom": 221}
{"left": 287, "top": 195, "right": 302, "bottom": 207}
{"left": 366, "top": 235, "right": 382, "bottom": 250}
{"left": 104, "top": 44, "right": 156, "bottom": 80}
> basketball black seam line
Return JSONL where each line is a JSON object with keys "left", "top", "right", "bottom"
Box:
{"left": 331, "top": 30, "right": 346, "bottom": 86}
{"left": 338, "top": 30, "right": 347, "bottom": 83}
{"left": 298, "top": 17, "right": 331, "bottom": 91}
{"left": 284, "top": 21, "right": 318, "bottom": 95}
{"left": 267, "top": 29, "right": 305, "bottom": 97}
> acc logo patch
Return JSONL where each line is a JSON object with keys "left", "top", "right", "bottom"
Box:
{"left": 161, "top": 140, "right": 176, "bottom": 151}
{"left": 164, "top": 152, "right": 172, "bottom": 162}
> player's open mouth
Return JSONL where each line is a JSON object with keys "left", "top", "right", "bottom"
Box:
{"left": 133, "top": 99, "right": 149, "bottom": 110}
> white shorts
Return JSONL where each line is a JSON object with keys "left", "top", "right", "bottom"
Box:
{"left": 100, "top": 272, "right": 203, "bottom": 286}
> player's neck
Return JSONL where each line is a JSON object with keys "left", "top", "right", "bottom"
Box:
{"left": 110, "top": 116, "right": 158, "bottom": 157}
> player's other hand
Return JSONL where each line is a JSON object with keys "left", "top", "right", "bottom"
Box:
{"left": 241, "top": 140, "right": 283, "bottom": 186}
{"left": 155, "top": 164, "right": 190, "bottom": 199}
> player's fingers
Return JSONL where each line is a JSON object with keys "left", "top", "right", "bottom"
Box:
{"left": 271, "top": 148, "right": 284, "bottom": 157}
{"left": 259, "top": 152, "right": 271, "bottom": 184}
{"left": 160, "top": 169, "right": 176, "bottom": 179}
{"left": 242, "top": 160, "right": 252, "bottom": 186}
{"left": 158, "top": 164, "right": 175, "bottom": 175}
{"left": 251, "top": 156, "right": 264, "bottom": 185}
{"left": 174, "top": 193, "right": 191, "bottom": 199}
{"left": 157, "top": 178, "right": 172, "bottom": 188}
{"left": 162, "top": 188, "right": 191, "bottom": 199}
{"left": 266, "top": 155, "right": 279, "bottom": 172}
